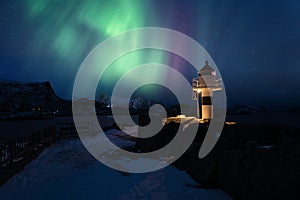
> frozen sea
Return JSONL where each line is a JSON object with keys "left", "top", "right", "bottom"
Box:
{"left": 0, "top": 128, "right": 230, "bottom": 200}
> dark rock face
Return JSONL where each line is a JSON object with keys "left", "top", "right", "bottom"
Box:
{"left": 102, "top": 123, "right": 121, "bottom": 132}
{"left": 136, "top": 113, "right": 300, "bottom": 199}
{"left": 0, "top": 80, "right": 71, "bottom": 119}
{"left": 218, "top": 146, "right": 300, "bottom": 200}
{"left": 136, "top": 117, "right": 179, "bottom": 152}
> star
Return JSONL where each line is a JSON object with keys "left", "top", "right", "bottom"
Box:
{"left": 252, "top": 67, "right": 258, "bottom": 72}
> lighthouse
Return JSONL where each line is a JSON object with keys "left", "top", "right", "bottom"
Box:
{"left": 192, "top": 61, "right": 222, "bottom": 120}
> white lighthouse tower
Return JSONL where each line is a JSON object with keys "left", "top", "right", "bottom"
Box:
{"left": 192, "top": 61, "right": 222, "bottom": 120}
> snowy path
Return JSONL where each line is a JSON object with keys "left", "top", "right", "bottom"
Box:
{"left": 0, "top": 129, "right": 230, "bottom": 200}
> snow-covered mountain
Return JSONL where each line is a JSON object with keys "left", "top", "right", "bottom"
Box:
{"left": 0, "top": 80, "right": 71, "bottom": 119}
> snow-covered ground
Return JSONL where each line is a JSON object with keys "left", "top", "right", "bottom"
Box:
{"left": 0, "top": 128, "right": 230, "bottom": 200}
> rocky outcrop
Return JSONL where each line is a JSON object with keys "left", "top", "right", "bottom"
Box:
{"left": 136, "top": 113, "right": 300, "bottom": 199}
{"left": 218, "top": 145, "right": 300, "bottom": 199}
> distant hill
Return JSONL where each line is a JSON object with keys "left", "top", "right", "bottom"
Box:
{"left": 227, "top": 104, "right": 268, "bottom": 115}
{"left": 0, "top": 80, "right": 71, "bottom": 120}
{"left": 289, "top": 106, "right": 300, "bottom": 112}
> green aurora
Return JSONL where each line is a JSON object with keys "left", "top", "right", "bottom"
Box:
{"left": 25, "top": 0, "right": 168, "bottom": 92}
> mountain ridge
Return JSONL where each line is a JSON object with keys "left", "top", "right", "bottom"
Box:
{"left": 0, "top": 80, "right": 71, "bottom": 119}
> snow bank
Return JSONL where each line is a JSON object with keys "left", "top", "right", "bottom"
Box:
{"left": 0, "top": 128, "right": 230, "bottom": 200}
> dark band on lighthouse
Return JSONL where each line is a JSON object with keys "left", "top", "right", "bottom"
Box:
{"left": 202, "top": 96, "right": 212, "bottom": 105}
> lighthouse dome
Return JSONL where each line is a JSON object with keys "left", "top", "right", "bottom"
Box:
{"left": 199, "top": 61, "right": 216, "bottom": 76}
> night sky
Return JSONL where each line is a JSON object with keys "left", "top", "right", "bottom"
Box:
{"left": 0, "top": 0, "right": 299, "bottom": 109}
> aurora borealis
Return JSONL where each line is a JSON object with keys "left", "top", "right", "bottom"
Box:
{"left": 25, "top": 0, "right": 146, "bottom": 61}
{"left": 0, "top": 0, "right": 300, "bottom": 108}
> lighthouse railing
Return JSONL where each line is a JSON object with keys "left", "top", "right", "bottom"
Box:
{"left": 192, "top": 78, "right": 200, "bottom": 88}
{"left": 192, "top": 78, "right": 222, "bottom": 88}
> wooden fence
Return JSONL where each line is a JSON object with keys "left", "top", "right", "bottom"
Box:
{"left": 0, "top": 121, "right": 134, "bottom": 185}
{"left": 0, "top": 126, "right": 56, "bottom": 185}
